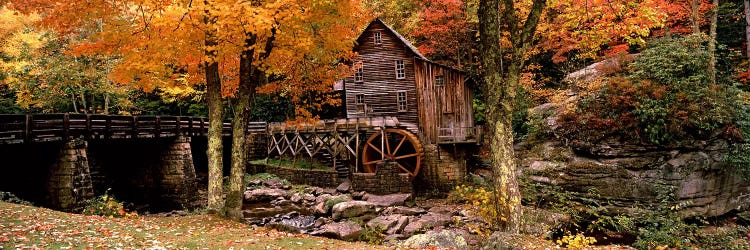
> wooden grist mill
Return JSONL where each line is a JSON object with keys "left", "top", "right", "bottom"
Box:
{"left": 265, "top": 18, "right": 481, "bottom": 192}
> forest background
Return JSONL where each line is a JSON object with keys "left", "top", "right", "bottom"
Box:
{"left": 2, "top": 0, "right": 750, "bottom": 232}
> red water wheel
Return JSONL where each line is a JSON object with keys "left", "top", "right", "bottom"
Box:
{"left": 361, "top": 128, "right": 424, "bottom": 178}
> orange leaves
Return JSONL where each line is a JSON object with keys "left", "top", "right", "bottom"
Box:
{"left": 539, "top": 0, "right": 668, "bottom": 63}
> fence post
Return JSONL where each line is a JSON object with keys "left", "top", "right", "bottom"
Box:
{"left": 63, "top": 113, "right": 70, "bottom": 140}
{"left": 105, "top": 116, "right": 112, "bottom": 140}
{"left": 85, "top": 114, "right": 92, "bottom": 140}
{"left": 155, "top": 116, "right": 161, "bottom": 138}
{"left": 24, "top": 114, "right": 31, "bottom": 143}
{"left": 132, "top": 116, "right": 138, "bottom": 139}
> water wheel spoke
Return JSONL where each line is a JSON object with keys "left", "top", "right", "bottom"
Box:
{"left": 395, "top": 162, "right": 413, "bottom": 176}
{"left": 392, "top": 136, "right": 406, "bottom": 155}
{"left": 384, "top": 130, "right": 392, "bottom": 155}
{"left": 363, "top": 159, "right": 385, "bottom": 165}
{"left": 393, "top": 152, "right": 419, "bottom": 160}
{"left": 366, "top": 141, "right": 385, "bottom": 157}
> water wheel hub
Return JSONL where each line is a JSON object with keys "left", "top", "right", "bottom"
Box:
{"left": 360, "top": 128, "right": 424, "bottom": 179}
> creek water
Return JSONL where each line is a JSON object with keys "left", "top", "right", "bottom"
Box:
{"left": 243, "top": 202, "right": 318, "bottom": 233}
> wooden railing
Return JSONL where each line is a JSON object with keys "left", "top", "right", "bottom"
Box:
{"left": 436, "top": 126, "right": 482, "bottom": 144}
{"left": 0, "top": 114, "right": 268, "bottom": 144}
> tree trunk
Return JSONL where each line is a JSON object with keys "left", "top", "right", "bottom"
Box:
{"left": 745, "top": 0, "right": 749, "bottom": 58}
{"left": 225, "top": 41, "right": 258, "bottom": 221}
{"left": 479, "top": 0, "right": 520, "bottom": 233}
{"left": 104, "top": 93, "right": 109, "bottom": 114}
{"left": 708, "top": 0, "right": 718, "bottom": 85}
{"left": 204, "top": 1, "right": 225, "bottom": 215}
{"left": 225, "top": 27, "right": 275, "bottom": 219}
{"left": 479, "top": 0, "right": 545, "bottom": 233}
{"left": 691, "top": 0, "right": 702, "bottom": 34}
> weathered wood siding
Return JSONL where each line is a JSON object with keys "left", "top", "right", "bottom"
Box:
{"left": 414, "top": 61, "right": 473, "bottom": 144}
{"left": 344, "top": 22, "right": 420, "bottom": 132}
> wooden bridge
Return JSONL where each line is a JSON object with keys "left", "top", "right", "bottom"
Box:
{"left": 0, "top": 113, "right": 267, "bottom": 144}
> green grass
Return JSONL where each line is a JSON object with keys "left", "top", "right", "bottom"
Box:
{"left": 0, "top": 201, "right": 384, "bottom": 249}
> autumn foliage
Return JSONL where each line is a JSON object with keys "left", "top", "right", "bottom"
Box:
{"left": 556, "top": 35, "right": 744, "bottom": 144}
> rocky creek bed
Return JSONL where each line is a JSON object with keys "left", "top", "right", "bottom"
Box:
{"left": 240, "top": 178, "right": 486, "bottom": 249}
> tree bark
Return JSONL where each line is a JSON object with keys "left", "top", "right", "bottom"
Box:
{"left": 691, "top": 0, "right": 702, "bottom": 34}
{"left": 708, "top": 0, "right": 718, "bottom": 85}
{"left": 204, "top": 1, "right": 225, "bottom": 215}
{"left": 745, "top": 0, "right": 749, "bottom": 58}
{"left": 225, "top": 29, "right": 275, "bottom": 220}
{"left": 479, "top": 0, "right": 545, "bottom": 233}
{"left": 225, "top": 38, "right": 258, "bottom": 221}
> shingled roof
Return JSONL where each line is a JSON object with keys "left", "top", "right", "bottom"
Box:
{"left": 357, "top": 18, "right": 428, "bottom": 61}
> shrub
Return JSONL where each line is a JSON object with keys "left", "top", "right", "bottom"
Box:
{"left": 557, "top": 34, "right": 745, "bottom": 145}
{"left": 726, "top": 101, "right": 750, "bottom": 179}
{"left": 358, "top": 225, "right": 386, "bottom": 244}
{"left": 83, "top": 190, "right": 136, "bottom": 218}
{"left": 449, "top": 184, "right": 498, "bottom": 232}
{"left": 556, "top": 233, "right": 597, "bottom": 249}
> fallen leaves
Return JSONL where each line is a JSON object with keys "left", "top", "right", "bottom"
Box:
{"left": 0, "top": 201, "right": 384, "bottom": 249}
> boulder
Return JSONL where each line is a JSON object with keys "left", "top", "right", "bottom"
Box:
{"left": 336, "top": 180, "right": 352, "bottom": 193}
{"left": 263, "top": 179, "right": 287, "bottom": 189}
{"left": 303, "top": 193, "right": 316, "bottom": 202}
{"left": 243, "top": 188, "right": 288, "bottom": 202}
{"left": 313, "top": 202, "right": 328, "bottom": 215}
{"left": 331, "top": 201, "right": 376, "bottom": 220}
{"left": 352, "top": 191, "right": 367, "bottom": 200}
{"left": 387, "top": 215, "right": 410, "bottom": 235}
{"left": 366, "top": 215, "right": 408, "bottom": 234}
{"left": 480, "top": 231, "right": 516, "bottom": 250}
{"left": 428, "top": 204, "right": 461, "bottom": 216}
{"left": 270, "top": 197, "right": 291, "bottom": 207}
{"left": 403, "top": 213, "right": 453, "bottom": 236}
{"left": 310, "top": 221, "right": 363, "bottom": 241}
{"left": 364, "top": 193, "right": 412, "bottom": 207}
{"left": 290, "top": 193, "right": 303, "bottom": 203}
{"left": 383, "top": 206, "right": 427, "bottom": 216}
{"left": 402, "top": 230, "right": 468, "bottom": 250}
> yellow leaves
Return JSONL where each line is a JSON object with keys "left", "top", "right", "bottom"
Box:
{"left": 556, "top": 233, "right": 597, "bottom": 249}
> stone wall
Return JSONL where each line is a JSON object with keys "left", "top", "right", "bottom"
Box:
{"left": 517, "top": 139, "right": 750, "bottom": 217}
{"left": 45, "top": 139, "right": 94, "bottom": 212}
{"left": 254, "top": 163, "right": 341, "bottom": 188}
{"left": 352, "top": 162, "right": 412, "bottom": 194}
{"left": 417, "top": 144, "right": 471, "bottom": 193}
{"left": 155, "top": 136, "right": 198, "bottom": 210}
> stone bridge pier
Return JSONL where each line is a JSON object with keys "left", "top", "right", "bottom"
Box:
{"left": 0, "top": 136, "right": 199, "bottom": 212}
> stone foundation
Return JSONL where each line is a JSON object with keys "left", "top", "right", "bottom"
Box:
{"left": 155, "top": 136, "right": 198, "bottom": 210}
{"left": 46, "top": 139, "right": 94, "bottom": 212}
{"left": 256, "top": 164, "right": 341, "bottom": 188}
{"left": 352, "top": 162, "right": 412, "bottom": 194}
{"left": 417, "top": 144, "right": 471, "bottom": 193}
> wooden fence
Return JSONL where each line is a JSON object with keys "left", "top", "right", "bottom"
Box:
{"left": 0, "top": 113, "right": 268, "bottom": 144}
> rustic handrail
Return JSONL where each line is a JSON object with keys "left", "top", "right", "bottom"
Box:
{"left": 0, "top": 114, "right": 268, "bottom": 144}
{"left": 436, "top": 126, "right": 482, "bottom": 144}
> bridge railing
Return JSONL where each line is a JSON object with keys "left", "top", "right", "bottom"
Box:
{"left": 0, "top": 114, "right": 267, "bottom": 144}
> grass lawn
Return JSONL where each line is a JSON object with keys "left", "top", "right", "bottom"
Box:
{"left": 0, "top": 201, "right": 384, "bottom": 249}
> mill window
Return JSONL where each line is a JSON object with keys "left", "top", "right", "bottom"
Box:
{"left": 356, "top": 94, "right": 365, "bottom": 113}
{"left": 355, "top": 62, "right": 363, "bottom": 83}
{"left": 435, "top": 76, "right": 444, "bottom": 86}
{"left": 395, "top": 60, "right": 405, "bottom": 79}
{"left": 374, "top": 31, "right": 382, "bottom": 44}
{"left": 397, "top": 91, "right": 407, "bottom": 112}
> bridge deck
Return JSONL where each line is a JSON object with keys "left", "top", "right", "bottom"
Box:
{"left": 0, "top": 114, "right": 267, "bottom": 144}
